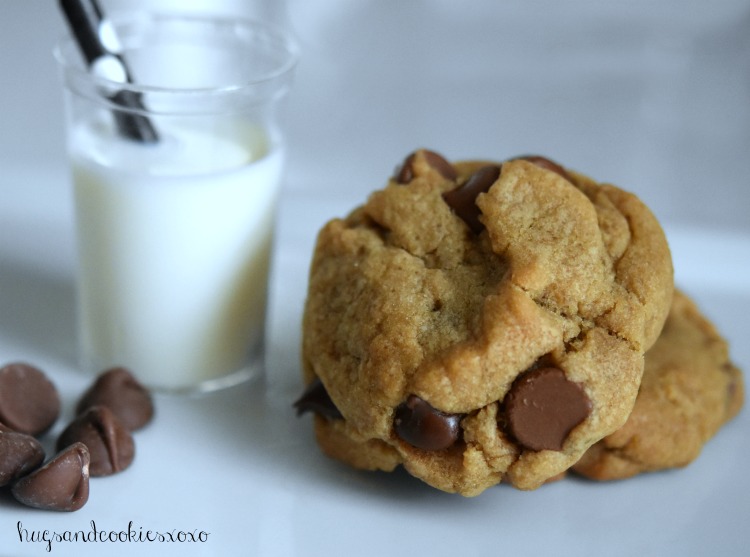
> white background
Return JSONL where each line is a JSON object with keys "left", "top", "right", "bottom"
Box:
{"left": 2, "top": 0, "right": 750, "bottom": 232}
{"left": 0, "top": 1, "right": 749, "bottom": 556}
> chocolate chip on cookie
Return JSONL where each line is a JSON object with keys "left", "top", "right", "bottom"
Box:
{"left": 440, "top": 157, "right": 566, "bottom": 234}
{"left": 513, "top": 155, "right": 570, "bottom": 181}
{"left": 442, "top": 165, "right": 501, "bottom": 234}
{"left": 395, "top": 149, "right": 457, "bottom": 184}
{"left": 294, "top": 378, "right": 343, "bottom": 419}
{"left": 503, "top": 367, "right": 591, "bottom": 451}
{"left": 394, "top": 396, "right": 461, "bottom": 451}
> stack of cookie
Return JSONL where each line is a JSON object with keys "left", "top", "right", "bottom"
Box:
{"left": 296, "top": 150, "right": 743, "bottom": 496}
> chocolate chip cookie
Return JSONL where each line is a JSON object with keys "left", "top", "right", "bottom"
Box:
{"left": 573, "top": 290, "right": 743, "bottom": 480}
{"left": 298, "top": 150, "right": 674, "bottom": 496}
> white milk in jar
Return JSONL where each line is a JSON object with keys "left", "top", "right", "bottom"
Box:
{"left": 71, "top": 117, "right": 282, "bottom": 390}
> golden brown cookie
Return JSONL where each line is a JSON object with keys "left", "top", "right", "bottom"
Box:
{"left": 297, "top": 150, "right": 674, "bottom": 496}
{"left": 573, "top": 290, "right": 743, "bottom": 480}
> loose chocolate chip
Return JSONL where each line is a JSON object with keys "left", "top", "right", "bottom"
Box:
{"left": 11, "top": 442, "right": 90, "bottom": 512}
{"left": 57, "top": 406, "right": 135, "bottom": 477}
{"left": 0, "top": 423, "right": 45, "bottom": 487}
{"left": 395, "top": 149, "right": 458, "bottom": 184}
{"left": 394, "top": 395, "right": 461, "bottom": 451}
{"left": 293, "top": 378, "right": 343, "bottom": 419}
{"left": 503, "top": 367, "right": 592, "bottom": 452}
{"left": 76, "top": 367, "right": 154, "bottom": 431}
{"left": 442, "top": 165, "right": 501, "bottom": 234}
{"left": 0, "top": 363, "right": 60, "bottom": 436}
{"left": 512, "top": 155, "right": 570, "bottom": 181}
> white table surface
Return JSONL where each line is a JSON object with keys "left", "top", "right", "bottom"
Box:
{"left": 1, "top": 1, "right": 749, "bottom": 556}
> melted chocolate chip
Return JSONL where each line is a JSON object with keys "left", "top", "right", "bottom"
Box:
{"left": 0, "top": 424, "right": 45, "bottom": 487}
{"left": 442, "top": 165, "right": 501, "bottom": 234}
{"left": 0, "top": 363, "right": 60, "bottom": 436}
{"left": 293, "top": 378, "right": 343, "bottom": 419}
{"left": 395, "top": 149, "right": 458, "bottom": 184}
{"left": 394, "top": 395, "right": 461, "bottom": 451}
{"left": 57, "top": 406, "right": 135, "bottom": 477}
{"left": 11, "top": 442, "right": 90, "bottom": 512}
{"left": 512, "top": 155, "right": 570, "bottom": 181}
{"left": 503, "top": 367, "right": 591, "bottom": 451}
{"left": 76, "top": 367, "right": 154, "bottom": 431}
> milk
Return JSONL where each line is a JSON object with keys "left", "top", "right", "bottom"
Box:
{"left": 71, "top": 117, "right": 282, "bottom": 391}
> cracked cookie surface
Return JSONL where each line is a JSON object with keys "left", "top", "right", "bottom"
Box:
{"left": 573, "top": 290, "right": 744, "bottom": 480}
{"left": 299, "top": 150, "right": 673, "bottom": 496}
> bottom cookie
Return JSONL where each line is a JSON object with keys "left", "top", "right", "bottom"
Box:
{"left": 572, "top": 290, "right": 744, "bottom": 480}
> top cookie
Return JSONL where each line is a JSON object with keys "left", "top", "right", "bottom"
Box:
{"left": 300, "top": 150, "right": 673, "bottom": 495}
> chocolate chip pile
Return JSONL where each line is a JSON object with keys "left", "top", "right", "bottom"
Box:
{"left": 0, "top": 363, "right": 153, "bottom": 511}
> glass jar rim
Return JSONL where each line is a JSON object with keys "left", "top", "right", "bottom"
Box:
{"left": 53, "top": 12, "right": 300, "bottom": 97}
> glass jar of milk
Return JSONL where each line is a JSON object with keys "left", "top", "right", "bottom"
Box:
{"left": 55, "top": 14, "right": 297, "bottom": 392}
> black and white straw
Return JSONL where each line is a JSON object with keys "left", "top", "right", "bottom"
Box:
{"left": 59, "top": 0, "right": 159, "bottom": 143}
